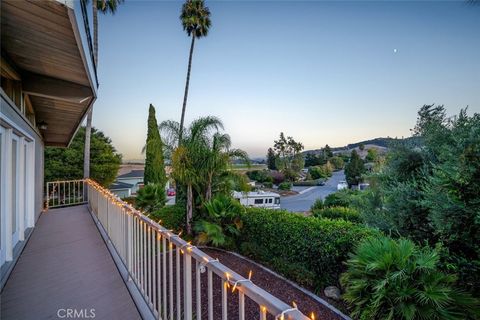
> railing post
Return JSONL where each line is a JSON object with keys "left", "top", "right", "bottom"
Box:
{"left": 184, "top": 252, "right": 192, "bottom": 320}
{"left": 46, "top": 182, "right": 50, "bottom": 210}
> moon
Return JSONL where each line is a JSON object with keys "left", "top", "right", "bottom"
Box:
{"left": 393, "top": 49, "right": 398, "bottom": 53}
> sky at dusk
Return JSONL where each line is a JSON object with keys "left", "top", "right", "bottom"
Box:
{"left": 90, "top": 0, "right": 480, "bottom": 160}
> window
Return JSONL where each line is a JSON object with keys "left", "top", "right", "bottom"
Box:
{"left": 268, "top": 198, "right": 273, "bottom": 203}
{"left": 275, "top": 197, "right": 280, "bottom": 204}
{"left": 254, "top": 199, "right": 263, "bottom": 204}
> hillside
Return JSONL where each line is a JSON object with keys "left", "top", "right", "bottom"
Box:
{"left": 304, "top": 136, "right": 421, "bottom": 155}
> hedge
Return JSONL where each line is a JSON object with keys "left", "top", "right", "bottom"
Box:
{"left": 149, "top": 204, "right": 186, "bottom": 232}
{"left": 278, "top": 182, "right": 292, "bottom": 190}
{"left": 239, "top": 208, "right": 379, "bottom": 292}
{"left": 312, "top": 206, "right": 362, "bottom": 223}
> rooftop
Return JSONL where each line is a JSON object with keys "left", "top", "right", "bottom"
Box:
{"left": 109, "top": 181, "right": 134, "bottom": 190}
{"left": 117, "top": 169, "right": 144, "bottom": 179}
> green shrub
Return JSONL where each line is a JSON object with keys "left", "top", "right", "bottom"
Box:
{"left": 135, "top": 183, "right": 166, "bottom": 213}
{"left": 245, "top": 170, "right": 272, "bottom": 183}
{"left": 312, "top": 206, "right": 362, "bottom": 223}
{"left": 194, "top": 195, "right": 245, "bottom": 248}
{"left": 309, "top": 165, "right": 332, "bottom": 180}
{"left": 262, "top": 181, "right": 273, "bottom": 188}
{"left": 329, "top": 156, "right": 345, "bottom": 170}
{"left": 341, "top": 236, "right": 480, "bottom": 320}
{"left": 149, "top": 204, "right": 186, "bottom": 232}
{"left": 278, "top": 182, "right": 292, "bottom": 190}
{"left": 323, "top": 189, "right": 358, "bottom": 207}
{"left": 239, "top": 208, "right": 378, "bottom": 291}
{"left": 310, "top": 198, "right": 324, "bottom": 211}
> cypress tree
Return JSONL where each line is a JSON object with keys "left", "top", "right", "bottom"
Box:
{"left": 144, "top": 104, "right": 167, "bottom": 186}
{"left": 345, "top": 150, "right": 365, "bottom": 187}
{"left": 267, "top": 148, "right": 277, "bottom": 170}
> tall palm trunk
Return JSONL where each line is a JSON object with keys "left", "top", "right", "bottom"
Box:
{"left": 186, "top": 183, "right": 193, "bottom": 234}
{"left": 178, "top": 35, "right": 196, "bottom": 145}
{"left": 206, "top": 172, "right": 213, "bottom": 201}
{"left": 84, "top": 1, "right": 98, "bottom": 178}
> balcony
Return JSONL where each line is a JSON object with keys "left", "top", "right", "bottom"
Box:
{"left": 1, "top": 204, "right": 140, "bottom": 319}
{"left": 0, "top": 180, "right": 311, "bottom": 320}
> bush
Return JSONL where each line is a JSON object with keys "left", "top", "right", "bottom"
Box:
{"left": 262, "top": 181, "right": 273, "bottom": 188}
{"left": 194, "top": 195, "right": 245, "bottom": 248}
{"left": 312, "top": 207, "right": 362, "bottom": 223}
{"left": 245, "top": 170, "right": 272, "bottom": 183}
{"left": 310, "top": 198, "right": 324, "bottom": 211}
{"left": 270, "top": 170, "right": 285, "bottom": 185}
{"left": 341, "top": 236, "right": 480, "bottom": 320}
{"left": 329, "top": 156, "right": 345, "bottom": 170}
{"left": 135, "top": 183, "right": 166, "bottom": 213}
{"left": 323, "top": 189, "right": 358, "bottom": 208}
{"left": 149, "top": 204, "right": 186, "bottom": 232}
{"left": 239, "top": 208, "right": 378, "bottom": 291}
{"left": 278, "top": 182, "right": 292, "bottom": 190}
{"left": 309, "top": 165, "right": 331, "bottom": 180}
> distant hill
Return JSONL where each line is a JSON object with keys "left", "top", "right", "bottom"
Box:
{"left": 304, "top": 136, "right": 421, "bottom": 155}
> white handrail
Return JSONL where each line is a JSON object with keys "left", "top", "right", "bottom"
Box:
{"left": 46, "top": 179, "right": 87, "bottom": 209}
{"left": 57, "top": 178, "right": 311, "bottom": 320}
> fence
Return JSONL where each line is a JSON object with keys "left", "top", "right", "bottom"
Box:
{"left": 57, "top": 178, "right": 311, "bottom": 319}
{"left": 46, "top": 180, "right": 87, "bottom": 209}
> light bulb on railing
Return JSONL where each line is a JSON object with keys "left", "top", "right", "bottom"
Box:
{"left": 310, "top": 312, "right": 315, "bottom": 320}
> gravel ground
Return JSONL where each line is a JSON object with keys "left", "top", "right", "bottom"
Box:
{"left": 201, "top": 248, "right": 346, "bottom": 320}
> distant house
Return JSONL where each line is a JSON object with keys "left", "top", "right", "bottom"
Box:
{"left": 109, "top": 181, "right": 134, "bottom": 198}
{"left": 112, "top": 168, "right": 174, "bottom": 196}
{"left": 116, "top": 170, "right": 144, "bottom": 195}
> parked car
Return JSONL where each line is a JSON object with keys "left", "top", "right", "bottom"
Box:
{"left": 337, "top": 181, "right": 348, "bottom": 190}
{"left": 167, "top": 188, "right": 176, "bottom": 196}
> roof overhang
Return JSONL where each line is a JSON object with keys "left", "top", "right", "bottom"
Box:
{"left": 1, "top": 0, "right": 97, "bottom": 147}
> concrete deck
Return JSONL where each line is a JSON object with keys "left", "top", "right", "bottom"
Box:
{"left": 0, "top": 205, "right": 141, "bottom": 320}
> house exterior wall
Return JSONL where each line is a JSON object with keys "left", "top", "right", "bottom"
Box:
{"left": 1, "top": 92, "right": 44, "bottom": 286}
{"left": 111, "top": 189, "right": 131, "bottom": 199}
{"left": 117, "top": 177, "right": 143, "bottom": 194}
{"left": 1, "top": 92, "right": 44, "bottom": 226}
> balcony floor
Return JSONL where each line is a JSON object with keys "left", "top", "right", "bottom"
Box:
{"left": 0, "top": 205, "right": 141, "bottom": 320}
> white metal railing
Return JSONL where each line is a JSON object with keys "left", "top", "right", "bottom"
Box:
{"left": 75, "top": 178, "right": 311, "bottom": 320}
{"left": 46, "top": 180, "right": 87, "bottom": 209}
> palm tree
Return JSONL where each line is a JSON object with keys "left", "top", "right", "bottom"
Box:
{"left": 178, "top": 0, "right": 211, "bottom": 144}
{"left": 84, "top": 0, "right": 124, "bottom": 178}
{"left": 203, "top": 133, "right": 249, "bottom": 201}
{"left": 160, "top": 116, "right": 222, "bottom": 234}
{"left": 341, "top": 236, "right": 480, "bottom": 319}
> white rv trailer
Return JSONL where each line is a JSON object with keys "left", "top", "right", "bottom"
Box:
{"left": 233, "top": 191, "right": 281, "bottom": 210}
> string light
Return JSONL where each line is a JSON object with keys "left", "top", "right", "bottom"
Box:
{"left": 310, "top": 312, "right": 315, "bottom": 320}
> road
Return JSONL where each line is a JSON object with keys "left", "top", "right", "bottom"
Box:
{"left": 281, "top": 170, "right": 345, "bottom": 212}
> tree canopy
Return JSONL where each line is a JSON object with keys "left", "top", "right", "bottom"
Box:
{"left": 273, "top": 132, "right": 304, "bottom": 181}
{"left": 45, "top": 127, "right": 121, "bottom": 187}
